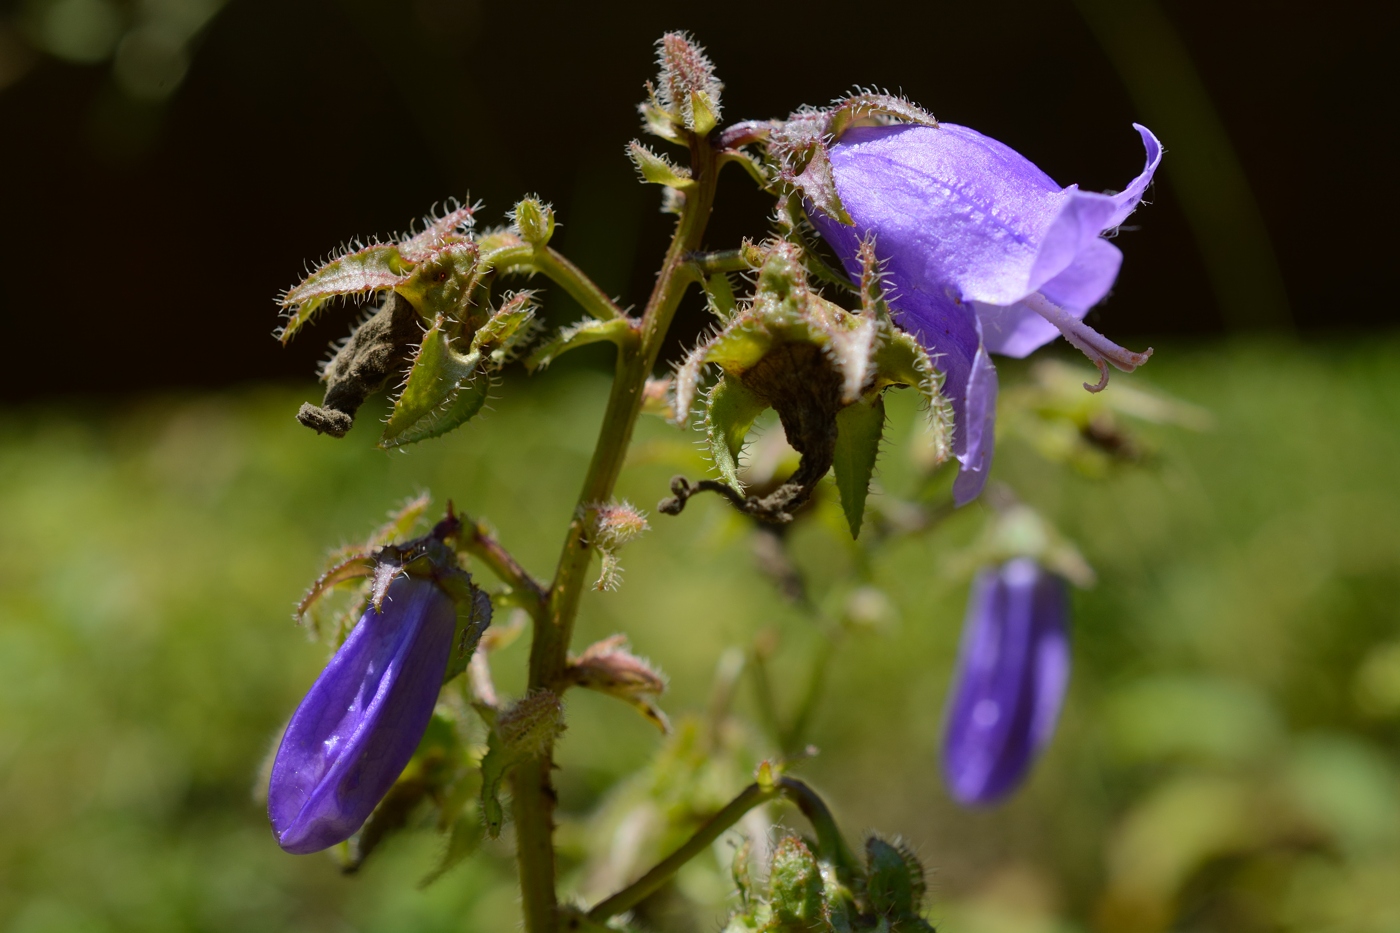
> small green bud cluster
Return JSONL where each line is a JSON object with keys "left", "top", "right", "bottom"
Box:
{"left": 585, "top": 500, "right": 649, "bottom": 591}
{"left": 725, "top": 833, "right": 933, "bottom": 932}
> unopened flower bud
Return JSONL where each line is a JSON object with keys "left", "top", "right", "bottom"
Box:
{"left": 268, "top": 575, "right": 457, "bottom": 854}
{"left": 942, "top": 558, "right": 1070, "bottom": 805}
{"left": 512, "top": 197, "right": 555, "bottom": 247}
{"left": 767, "top": 835, "right": 826, "bottom": 927}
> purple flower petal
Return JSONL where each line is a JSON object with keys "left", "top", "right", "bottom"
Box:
{"left": 268, "top": 575, "right": 456, "bottom": 854}
{"left": 941, "top": 559, "right": 1070, "bottom": 805}
{"left": 1106, "top": 124, "right": 1164, "bottom": 230}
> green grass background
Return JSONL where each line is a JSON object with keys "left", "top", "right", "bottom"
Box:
{"left": 1, "top": 337, "right": 1398, "bottom": 932}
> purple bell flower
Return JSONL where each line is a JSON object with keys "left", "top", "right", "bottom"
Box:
{"left": 268, "top": 575, "right": 456, "bottom": 854}
{"left": 811, "top": 122, "right": 1161, "bottom": 504}
{"left": 941, "top": 558, "right": 1070, "bottom": 806}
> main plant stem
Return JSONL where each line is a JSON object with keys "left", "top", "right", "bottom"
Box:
{"left": 511, "top": 137, "right": 720, "bottom": 933}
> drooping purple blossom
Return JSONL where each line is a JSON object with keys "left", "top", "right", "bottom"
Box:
{"left": 811, "top": 122, "right": 1161, "bottom": 504}
{"left": 268, "top": 575, "right": 456, "bottom": 854}
{"left": 941, "top": 559, "right": 1070, "bottom": 806}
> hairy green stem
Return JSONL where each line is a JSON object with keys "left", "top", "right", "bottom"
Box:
{"left": 454, "top": 514, "right": 546, "bottom": 614}
{"left": 510, "top": 136, "right": 721, "bottom": 933}
{"left": 493, "top": 243, "right": 627, "bottom": 321}
{"left": 586, "top": 776, "right": 849, "bottom": 922}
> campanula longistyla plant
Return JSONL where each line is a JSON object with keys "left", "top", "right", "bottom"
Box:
{"left": 788, "top": 114, "right": 1160, "bottom": 503}
{"left": 942, "top": 559, "right": 1071, "bottom": 805}
{"left": 266, "top": 34, "right": 1181, "bottom": 932}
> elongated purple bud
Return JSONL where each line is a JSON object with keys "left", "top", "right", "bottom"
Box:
{"left": 268, "top": 575, "right": 456, "bottom": 853}
{"left": 941, "top": 558, "right": 1070, "bottom": 805}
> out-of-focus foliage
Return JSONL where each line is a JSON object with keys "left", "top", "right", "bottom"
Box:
{"left": 0, "top": 338, "right": 1397, "bottom": 932}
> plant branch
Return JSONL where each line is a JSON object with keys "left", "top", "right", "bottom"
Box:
{"left": 452, "top": 513, "right": 546, "bottom": 613}
{"left": 511, "top": 131, "right": 722, "bottom": 933}
{"left": 586, "top": 776, "right": 850, "bottom": 923}
{"left": 493, "top": 243, "right": 628, "bottom": 321}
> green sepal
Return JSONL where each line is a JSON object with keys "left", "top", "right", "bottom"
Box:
{"left": 279, "top": 244, "right": 412, "bottom": 344}
{"left": 827, "top": 93, "right": 937, "bottom": 142}
{"left": 640, "top": 97, "right": 684, "bottom": 144}
{"left": 380, "top": 320, "right": 487, "bottom": 449}
{"left": 478, "top": 729, "right": 509, "bottom": 839}
{"left": 418, "top": 812, "right": 485, "bottom": 888}
{"left": 833, "top": 393, "right": 885, "bottom": 538}
{"left": 689, "top": 89, "right": 719, "bottom": 136}
{"left": 705, "top": 375, "right": 768, "bottom": 490}
{"left": 470, "top": 291, "right": 538, "bottom": 365}
{"left": 442, "top": 588, "right": 492, "bottom": 684}
{"left": 629, "top": 140, "right": 694, "bottom": 188}
{"left": 865, "top": 836, "right": 928, "bottom": 923}
{"left": 872, "top": 330, "right": 953, "bottom": 463}
{"left": 526, "top": 317, "right": 634, "bottom": 371}
{"left": 794, "top": 146, "right": 852, "bottom": 225}
{"left": 703, "top": 272, "right": 739, "bottom": 321}
{"left": 393, "top": 241, "right": 481, "bottom": 323}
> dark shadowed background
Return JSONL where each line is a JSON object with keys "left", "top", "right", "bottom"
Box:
{"left": 0, "top": 0, "right": 1393, "bottom": 399}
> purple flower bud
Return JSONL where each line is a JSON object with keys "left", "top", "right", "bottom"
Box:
{"left": 811, "top": 122, "right": 1160, "bottom": 504}
{"left": 941, "top": 559, "right": 1070, "bottom": 805}
{"left": 268, "top": 575, "right": 456, "bottom": 854}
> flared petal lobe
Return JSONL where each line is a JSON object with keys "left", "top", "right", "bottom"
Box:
{"left": 941, "top": 559, "right": 1070, "bottom": 805}
{"left": 269, "top": 576, "right": 456, "bottom": 854}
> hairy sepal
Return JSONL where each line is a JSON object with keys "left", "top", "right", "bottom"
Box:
{"left": 279, "top": 244, "right": 412, "bottom": 344}
{"left": 380, "top": 321, "right": 487, "bottom": 449}
{"left": 705, "top": 375, "right": 768, "bottom": 491}
{"left": 526, "top": 317, "right": 634, "bottom": 371}
{"left": 833, "top": 393, "right": 885, "bottom": 539}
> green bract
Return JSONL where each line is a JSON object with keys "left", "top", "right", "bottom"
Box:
{"left": 672, "top": 240, "right": 952, "bottom": 535}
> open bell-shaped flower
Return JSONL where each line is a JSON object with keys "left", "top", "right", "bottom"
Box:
{"left": 789, "top": 99, "right": 1160, "bottom": 504}
{"left": 942, "top": 558, "right": 1070, "bottom": 806}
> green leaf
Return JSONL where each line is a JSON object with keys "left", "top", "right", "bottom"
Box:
{"left": 705, "top": 376, "right": 768, "bottom": 490}
{"left": 833, "top": 394, "right": 885, "bottom": 538}
{"left": 279, "top": 244, "right": 410, "bottom": 344}
{"left": 380, "top": 321, "right": 487, "bottom": 449}
{"left": 526, "top": 317, "right": 633, "bottom": 371}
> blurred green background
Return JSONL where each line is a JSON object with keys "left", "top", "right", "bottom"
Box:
{"left": 2, "top": 338, "right": 1398, "bottom": 932}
